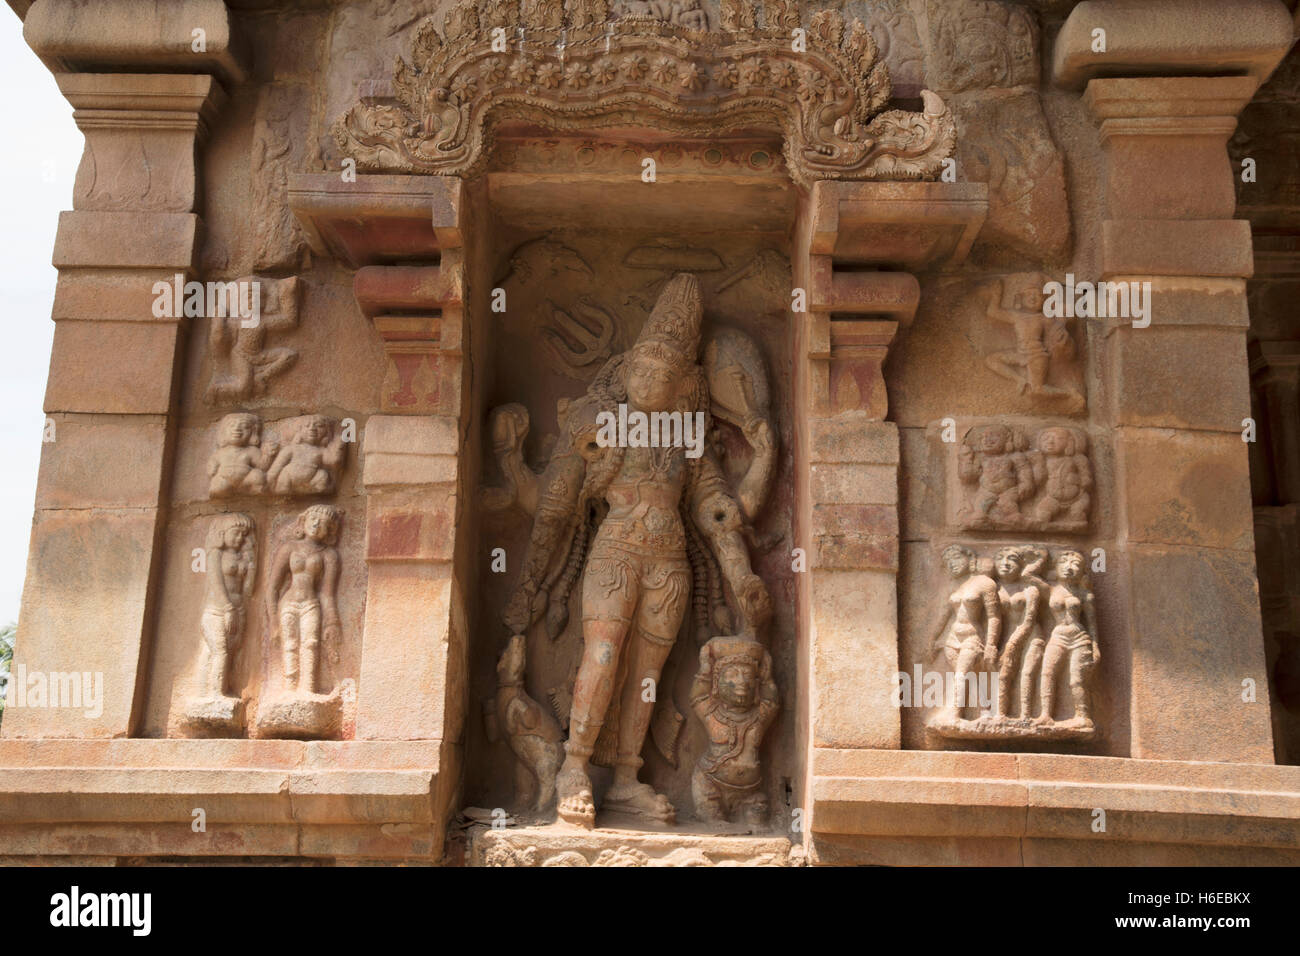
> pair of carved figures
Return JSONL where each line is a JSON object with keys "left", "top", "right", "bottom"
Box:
{"left": 488, "top": 274, "right": 780, "bottom": 828}
{"left": 956, "top": 422, "right": 1092, "bottom": 533}
{"left": 208, "top": 412, "right": 346, "bottom": 498}
{"left": 928, "top": 544, "right": 1100, "bottom": 740}
{"left": 188, "top": 506, "right": 343, "bottom": 737}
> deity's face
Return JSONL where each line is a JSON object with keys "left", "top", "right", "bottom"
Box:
{"left": 995, "top": 549, "right": 1023, "bottom": 579}
{"left": 225, "top": 526, "right": 248, "bottom": 550}
{"left": 943, "top": 549, "right": 971, "bottom": 577}
{"left": 1020, "top": 288, "right": 1046, "bottom": 311}
{"left": 1039, "top": 428, "right": 1068, "bottom": 456}
{"left": 626, "top": 348, "right": 679, "bottom": 413}
{"left": 980, "top": 427, "right": 1010, "bottom": 454}
{"left": 1056, "top": 551, "right": 1083, "bottom": 582}
{"left": 718, "top": 662, "right": 758, "bottom": 710}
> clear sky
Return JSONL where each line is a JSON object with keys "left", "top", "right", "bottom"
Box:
{"left": 0, "top": 16, "right": 83, "bottom": 626}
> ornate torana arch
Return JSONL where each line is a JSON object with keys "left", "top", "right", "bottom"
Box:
{"left": 333, "top": 0, "right": 957, "bottom": 186}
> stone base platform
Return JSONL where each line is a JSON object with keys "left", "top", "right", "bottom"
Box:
{"left": 927, "top": 715, "right": 1096, "bottom": 741}
{"left": 0, "top": 739, "right": 454, "bottom": 864}
{"left": 810, "top": 749, "right": 1300, "bottom": 865}
{"left": 469, "top": 822, "right": 800, "bottom": 866}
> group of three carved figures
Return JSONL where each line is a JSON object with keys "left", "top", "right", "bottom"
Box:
{"left": 492, "top": 273, "right": 781, "bottom": 828}
{"left": 930, "top": 543, "right": 1100, "bottom": 735}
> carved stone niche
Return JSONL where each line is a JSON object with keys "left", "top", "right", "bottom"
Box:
{"left": 288, "top": 0, "right": 987, "bottom": 855}
{"left": 946, "top": 419, "right": 1095, "bottom": 534}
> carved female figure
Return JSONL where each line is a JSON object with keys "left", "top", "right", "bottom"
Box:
{"left": 1036, "top": 549, "right": 1100, "bottom": 730}
{"left": 503, "top": 273, "right": 771, "bottom": 828}
{"left": 266, "top": 505, "right": 342, "bottom": 694}
{"left": 929, "top": 544, "right": 1002, "bottom": 723}
{"left": 197, "top": 513, "right": 256, "bottom": 699}
{"left": 992, "top": 545, "right": 1046, "bottom": 719}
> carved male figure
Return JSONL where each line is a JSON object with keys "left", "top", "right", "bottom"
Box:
{"left": 266, "top": 505, "right": 342, "bottom": 694}
{"left": 197, "top": 513, "right": 256, "bottom": 699}
{"left": 1030, "top": 427, "right": 1092, "bottom": 530}
{"left": 267, "top": 416, "right": 345, "bottom": 496}
{"left": 983, "top": 276, "right": 1082, "bottom": 410}
{"left": 208, "top": 413, "right": 277, "bottom": 498}
{"left": 929, "top": 544, "right": 1002, "bottom": 723}
{"left": 503, "top": 274, "right": 771, "bottom": 828}
{"left": 690, "top": 636, "right": 778, "bottom": 825}
{"left": 957, "top": 423, "right": 1034, "bottom": 527}
{"left": 204, "top": 277, "right": 300, "bottom": 405}
{"left": 1037, "top": 549, "right": 1100, "bottom": 730}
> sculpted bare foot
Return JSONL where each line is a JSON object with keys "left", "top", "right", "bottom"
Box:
{"left": 604, "top": 780, "right": 675, "bottom": 823}
{"left": 556, "top": 765, "right": 596, "bottom": 829}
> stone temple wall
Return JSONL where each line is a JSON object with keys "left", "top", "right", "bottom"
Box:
{"left": 1, "top": 0, "right": 1299, "bottom": 866}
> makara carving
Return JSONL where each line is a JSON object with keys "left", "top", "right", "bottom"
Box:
{"left": 953, "top": 421, "right": 1093, "bottom": 533}
{"left": 333, "top": 1, "right": 956, "bottom": 187}
{"left": 926, "top": 544, "right": 1100, "bottom": 740}
{"left": 485, "top": 273, "right": 780, "bottom": 828}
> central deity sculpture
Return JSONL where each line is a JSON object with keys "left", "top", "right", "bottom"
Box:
{"left": 501, "top": 273, "right": 773, "bottom": 828}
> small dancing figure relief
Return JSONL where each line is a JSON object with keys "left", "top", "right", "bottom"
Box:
{"left": 982, "top": 275, "right": 1084, "bottom": 414}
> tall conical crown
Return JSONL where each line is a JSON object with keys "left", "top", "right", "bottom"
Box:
{"left": 633, "top": 273, "right": 702, "bottom": 367}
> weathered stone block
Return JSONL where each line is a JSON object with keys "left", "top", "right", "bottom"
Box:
{"left": 44, "top": 320, "right": 180, "bottom": 415}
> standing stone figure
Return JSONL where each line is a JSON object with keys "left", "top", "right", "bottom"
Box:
{"left": 690, "top": 636, "right": 778, "bottom": 825}
{"left": 928, "top": 544, "right": 1002, "bottom": 724}
{"left": 502, "top": 273, "right": 772, "bottom": 828}
{"left": 182, "top": 513, "right": 256, "bottom": 736}
{"left": 991, "top": 545, "right": 1047, "bottom": 719}
{"left": 198, "top": 513, "right": 256, "bottom": 699}
{"left": 1037, "top": 549, "right": 1100, "bottom": 731}
{"left": 266, "top": 505, "right": 342, "bottom": 695}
